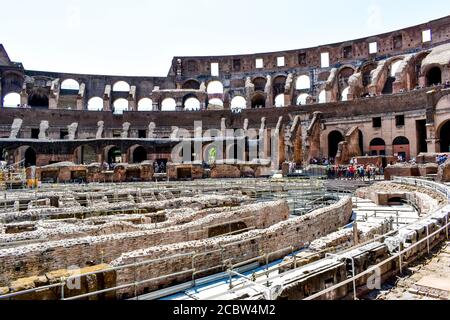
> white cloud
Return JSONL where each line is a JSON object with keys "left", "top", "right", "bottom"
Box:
{"left": 367, "top": 4, "right": 383, "bottom": 31}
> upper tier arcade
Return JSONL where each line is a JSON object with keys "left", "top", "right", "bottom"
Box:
{"left": 1, "top": 16, "right": 450, "bottom": 113}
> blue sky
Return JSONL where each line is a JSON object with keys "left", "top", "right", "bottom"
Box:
{"left": 0, "top": 0, "right": 448, "bottom": 76}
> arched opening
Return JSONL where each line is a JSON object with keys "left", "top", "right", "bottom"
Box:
{"left": 393, "top": 136, "right": 410, "bottom": 161}
{"left": 107, "top": 146, "right": 122, "bottom": 164}
{"left": 87, "top": 97, "right": 103, "bottom": 111}
{"left": 358, "top": 130, "right": 364, "bottom": 155}
{"left": 439, "top": 120, "right": 450, "bottom": 153}
{"left": 390, "top": 60, "right": 403, "bottom": 78}
{"left": 184, "top": 97, "right": 201, "bottom": 111}
{"left": 113, "top": 98, "right": 129, "bottom": 114}
{"left": 74, "top": 145, "right": 96, "bottom": 165}
{"left": 361, "top": 63, "right": 377, "bottom": 87}
{"left": 208, "top": 98, "right": 223, "bottom": 109}
{"left": 230, "top": 96, "right": 246, "bottom": 111}
{"left": 341, "top": 87, "right": 350, "bottom": 101}
{"left": 318, "top": 90, "right": 326, "bottom": 104}
{"left": 272, "top": 76, "right": 287, "bottom": 97}
{"left": 253, "top": 77, "right": 267, "bottom": 92}
{"left": 328, "top": 131, "right": 344, "bottom": 159}
{"left": 251, "top": 94, "right": 265, "bottom": 109}
{"left": 338, "top": 67, "right": 354, "bottom": 92}
{"left": 207, "top": 81, "right": 223, "bottom": 94}
{"left": 24, "top": 147, "right": 36, "bottom": 167}
{"left": 61, "top": 79, "right": 80, "bottom": 91}
{"left": 296, "top": 93, "right": 309, "bottom": 106}
{"left": 182, "top": 80, "right": 200, "bottom": 90}
{"left": 3, "top": 92, "right": 21, "bottom": 108}
{"left": 427, "top": 67, "right": 442, "bottom": 86}
{"left": 161, "top": 98, "right": 177, "bottom": 111}
{"left": 138, "top": 98, "right": 153, "bottom": 111}
{"left": 370, "top": 138, "right": 386, "bottom": 156}
{"left": 296, "top": 75, "right": 310, "bottom": 90}
{"left": 112, "top": 81, "right": 130, "bottom": 92}
{"left": 132, "top": 146, "right": 147, "bottom": 164}
{"left": 28, "top": 92, "right": 49, "bottom": 108}
{"left": 274, "top": 94, "right": 285, "bottom": 107}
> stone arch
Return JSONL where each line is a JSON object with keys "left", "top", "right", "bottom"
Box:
{"left": 296, "top": 75, "right": 311, "bottom": 90}
{"left": 296, "top": 93, "right": 309, "bottom": 105}
{"left": 427, "top": 67, "right": 442, "bottom": 86}
{"left": 328, "top": 131, "right": 344, "bottom": 159}
{"left": 112, "top": 81, "right": 130, "bottom": 92}
{"left": 87, "top": 97, "right": 103, "bottom": 111}
{"left": 251, "top": 93, "right": 266, "bottom": 109}
{"left": 360, "top": 62, "right": 378, "bottom": 87}
{"left": 274, "top": 94, "right": 285, "bottom": 107}
{"left": 207, "top": 81, "right": 223, "bottom": 94}
{"left": 128, "top": 145, "right": 147, "bottom": 164}
{"left": 61, "top": 79, "right": 80, "bottom": 91}
{"left": 182, "top": 79, "right": 200, "bottom": 90}
{"left": 393, "top": 136, "right": 410, "bottom": 161}
{"left": 183, "top": 94, "right": 201, "bottom": 111}
{"left": 252, "top": 77, "right": 267, "bottom": 92}
{"left": 28, "top": 91, "right": 49, "bottom": 108}
{"left": 230, "top": 96, "right": 247, "bottom": 111}
{"left": 15, "top": 146, "right": 36, "bottom": 167}
{"left": 138, "top": 98, "right": 153, "bottom": 111}
{"left": 161, "top": 98, "right": 177, "bottom": 111}
{"left": 272, "top": 75, "right": 287, "bottom": 97}
{"left": 208, "top": 98, "right": 223, "bottom": 109}
{"left": 370, "top": 138, "right": 386, "bottom": 156}
{"left": 74, "top": 145, "right": 97, "bottom": 165}
{"left": 113, "top": 98, "right": 129, "bottom": 114}
{"left": 438, "top": 120, "right": 450, "bottom": 153}
{"left": 105, "top": 145, "right": 122, "bottom": 164}
{"left": 2, "top": 92, "right": 21, "bottom": 108}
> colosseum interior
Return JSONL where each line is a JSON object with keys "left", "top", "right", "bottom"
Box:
{"left": 0, "top": 14, "right": 450, "bottom": 302}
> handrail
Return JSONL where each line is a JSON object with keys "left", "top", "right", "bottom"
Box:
{"left": 304, "top": 218, "right": 449, "bottom": 300}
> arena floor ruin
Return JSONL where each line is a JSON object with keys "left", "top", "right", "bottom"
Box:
{"left": 0, "top": 176, "right": 448, "bottom": 301}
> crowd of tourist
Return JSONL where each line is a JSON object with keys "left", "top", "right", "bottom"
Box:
{"left": 326, "top": 164, "right": 383, "bottom": 181}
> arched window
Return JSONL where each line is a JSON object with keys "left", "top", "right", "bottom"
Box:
{"left": 341, "top": 87, "right": 350, "bottom": 101}
{"left": 87, "top": 97, "right": 103, "bottom": 111}
{"left": 231, "top": 96, "right": 247, "bottom": 111}
{"left": 427, "top": 67, "right": 442, "bottom": 86}
{"left": 318, "top": 90, "right": 327, "bottom": 104}
{"left": 161, "top": 98, "right": 177, "bottom": 111}
{"left": 328, "top": 131, "right": 344, "bottom": 158}
{"left": 296, "top": 93, "right": 309, "bottom": 106}
{"left": 113, "top": 98, "right": 129, "bottom": 114}
{"left": 275, "top": 94, "right": 285, "bottom": 107}
{"left": 207, "top": 81, "right": 223, "bottom": 94}
{"left": 184, "top": 97, "right": 201, "bottom": 111}
{"left": 296, "top": 75, "right": 311, "bottom": 90}
{"left": 113, "top": 81, "right": 130, "bottom": 92}
{"left": 61, "top": 79, "right": 80, "bottom": 91}
{"left": 3, "top": 92, "right": 21, "bottom": 108}
{"left": 182, "top": 80, "right": 200, "bottom": 90}
{"left": 208, "top": 98, "right": 223, "bottom": 108}
{"left": 393, "top": 136, "right": 410, "bottom": 145}
{"left": 251, "top": 94, "right": 265, "bottom": 109}
{"left": 138, "top": 98, "right": 153, "bottom": 111}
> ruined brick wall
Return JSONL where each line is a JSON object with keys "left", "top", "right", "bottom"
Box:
{"left": 111, "top": 197, "right": 352, "bottom": 298}
{"left": 0, "top": 200, "right": 287, "bottom": 286}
